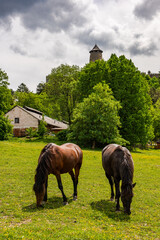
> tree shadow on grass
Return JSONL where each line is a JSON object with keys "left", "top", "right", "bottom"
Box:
{"left": 22, "top": 196, "right": 74, "bottom": 212}
{"left": 90, "top": 199, "right": 130, "bottom": 222}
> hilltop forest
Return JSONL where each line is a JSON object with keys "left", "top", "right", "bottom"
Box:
{"left": 1, "top": 54, "right": 160, "bottom": 148}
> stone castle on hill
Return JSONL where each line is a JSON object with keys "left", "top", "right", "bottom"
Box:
{"left": 89, "top": 44, "right": 160, "bottom": 79}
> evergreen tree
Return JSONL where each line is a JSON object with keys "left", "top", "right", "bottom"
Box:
{"left": 17, "top": 83, "right": 30, "bottom": 93}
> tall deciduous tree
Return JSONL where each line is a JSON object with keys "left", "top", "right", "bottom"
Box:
{"left": 14, "top": 91, "right": 53, "bottom": 118}
{"left": 68, "top": 83, "right": 123, "bottom": 148}
{"left": 46, "top": 64, "right": 80, "bottom": 124}
{"left": 0, "top": 69, "right": 13, "bottom": 139}
{"left": 106, "top": 54, "right": 154, "bottom": 146}
{"left": 78, "top": 55, "right": 154, "bottom": 146}
{"left": 0, "top": 69, "right": 13, "bottom": 114}
{"left": 152, "top": 98, "right": 160, "bottom": 141}
{"left": 78, "top": 60, "right": 107, "bottom": 101}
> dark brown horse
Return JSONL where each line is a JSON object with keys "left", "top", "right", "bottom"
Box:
{"left": 102, "top": 144, "right": 136, "bottom": 215}
{"left": 33, "top": 143, "right": 83, "bottom": 207}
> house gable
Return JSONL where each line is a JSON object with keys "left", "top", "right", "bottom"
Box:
{"left": 5, "top": 106, "right": 39, "bottom": 129}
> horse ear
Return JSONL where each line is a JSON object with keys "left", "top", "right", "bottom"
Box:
{"left": 132, "top": 183, "right": 136, "bottom": 188}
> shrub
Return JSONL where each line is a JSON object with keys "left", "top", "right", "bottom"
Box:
{"left": 37, "top": 116, "right": 47, "bottom": 137}
{"left": 56, "top": 129, "right": 69, "bottom": 141}
{"left": 26, "top": 127, "right": 37, "bottom": 140}
{"left": 0, "top": 115, "right": 13, "bottom": 140}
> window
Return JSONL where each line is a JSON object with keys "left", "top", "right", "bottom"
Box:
{"left": 15, "top": 118, "right": 19, "bottom": 124}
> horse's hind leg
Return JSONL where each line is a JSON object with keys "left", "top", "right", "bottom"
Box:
{"left": 69, "top": 170, "right": 77, "bottom": 201}
{"left": 114, "top": 179, "right": 120, "bottom": 211}
{"left": 74, "top": 165, "right": 81, "bottom": 200}
{"left": 56, "top": 174, "right": 68, "bottom": 205}
{"left": 105, "top": 172, "right": 114, "bottom": 201}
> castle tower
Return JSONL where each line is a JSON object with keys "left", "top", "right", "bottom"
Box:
{"left": 89, "top": 44, "right": 103, "bottom": 62}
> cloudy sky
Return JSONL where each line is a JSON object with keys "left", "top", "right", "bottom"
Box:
{"left": 0, "top": 0, "right": 160, "bottom": 92}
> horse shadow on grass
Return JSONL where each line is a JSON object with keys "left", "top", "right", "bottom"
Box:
{"left": 22, "top": 196, "right": 74, "bottom": 212}
{"left": 90, "top": 199, "right": 130, "bottom": 222}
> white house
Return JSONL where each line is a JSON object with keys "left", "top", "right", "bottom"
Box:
{"left": 5, "top": 106, "right": 68, "bottom": 137}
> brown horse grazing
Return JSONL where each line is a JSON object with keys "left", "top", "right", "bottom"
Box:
{"left": 33, "top": 143, "right": 83, "bottom": 207}
{"left": 102, "top": 144, "right": 136, "bottom": 215}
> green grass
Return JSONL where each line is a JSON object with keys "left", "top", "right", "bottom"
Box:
{"left": 0, "top": 139, "right": 160, "bottom": 239}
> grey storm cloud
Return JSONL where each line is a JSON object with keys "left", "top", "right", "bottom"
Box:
{"left": 10, "top": 45, "right": 27, "bottom": 55}
{"left": 129, "top": 41, "right": 158, "bottom": 56}
{"left": 0, "top": 0, "right": 87, "bottom": 32}
{"left": 75, "top": 28, "right": 126, "bottom": 53}
{"left": 0, "top": 0, "right": 38, "bottom": 17}
{"left": 134, "top": 0, "right": 160, "bottom": 20}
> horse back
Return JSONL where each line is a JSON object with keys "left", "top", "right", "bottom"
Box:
{"left": 42, "top": 143, "right": 82, "bottom": 174}
{"left": 102, "top": 144, "right": 133, "bottom": 178}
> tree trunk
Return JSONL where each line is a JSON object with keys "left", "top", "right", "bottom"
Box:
{"left": 92, "top": 140, "right": 96, "bottom": 149}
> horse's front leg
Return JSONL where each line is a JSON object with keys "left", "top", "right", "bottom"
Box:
{"left": 43, "top": 176, "right": 48, "bottom": 203}
{"left": 114, "top": 178, "right": 120, "bottom": 211}
{"left": 56, "top": 174, "right": 68, "bottom": 205}
{"left": 69, "top": 170, "right": 77, "bottom": 201}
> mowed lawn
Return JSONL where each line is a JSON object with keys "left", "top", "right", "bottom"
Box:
{"left": 0, "top": 140, "right": 160, "bottom": 240}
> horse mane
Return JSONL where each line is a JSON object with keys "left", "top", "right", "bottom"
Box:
{"left": 33, "top": 144, "right": 53, "bottom": 193}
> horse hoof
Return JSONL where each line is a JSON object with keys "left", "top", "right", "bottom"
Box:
{"left": 63, "top": 202, "right": 68, "bottom": 206}
{"left": 116, "top": 209, "right": 120, "bottom": 212}
{"left": 125, "top": 211, "right": 131, "bottom": 215}
{"left": 73, "top": 196, "right": 77, "bottom": 201}
{"left": 37, "top": 204, "right": 44, "bottom": 208}
{"left": 110, "top": 198, "right": 114, "bottom": 201}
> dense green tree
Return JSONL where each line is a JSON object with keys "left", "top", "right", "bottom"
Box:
{"left": 78, "top": 60, "right": 107, "bottom": 101}
{"left": 14, "top": 91, "right": 53, "bottom": 117}
{"left": 46, "top": 64, "right": 80, "bottom": 124}
{"left": 106, "top": 54, "right": 154, "bottom": 146}
{"left": 17, "top": 83, "right": 29, "bottom": 93}
{"left": 68, "top": 83, "right": 124, "bottom": 148}
{"left": 77, "top": 55, "right": 154, "bottom": 146}
{"left": 0, "top": 69, "right": 13, "bottom": 114}
{"left": 145, "top": 75, "right": 160, "bottom": 104}
{"left": 152, "top": 99, "right": 160, "bottom": 141}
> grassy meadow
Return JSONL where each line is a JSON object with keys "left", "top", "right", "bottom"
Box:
{"left": 0, "top": 138, "right": 160, "bottom": 239}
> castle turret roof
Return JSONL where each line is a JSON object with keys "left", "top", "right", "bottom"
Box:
{"left": 89, "top": 44, "right": 103, "bottom": 53}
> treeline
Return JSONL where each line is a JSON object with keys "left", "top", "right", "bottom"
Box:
{"left": 0, "top": 54, "right": 160, "bottom": 148}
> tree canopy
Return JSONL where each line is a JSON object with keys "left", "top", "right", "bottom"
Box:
{"left": 78, "top": 56, "right": 154, "bottom": 146}
{"left": 68, "top": 83, "right": 123, "bottom": 148}
{"left": 46, "top": 64, "right": 80, "bottom": 124}
{"left": 0, "top": 69, "right": 13, "bottom": 115}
